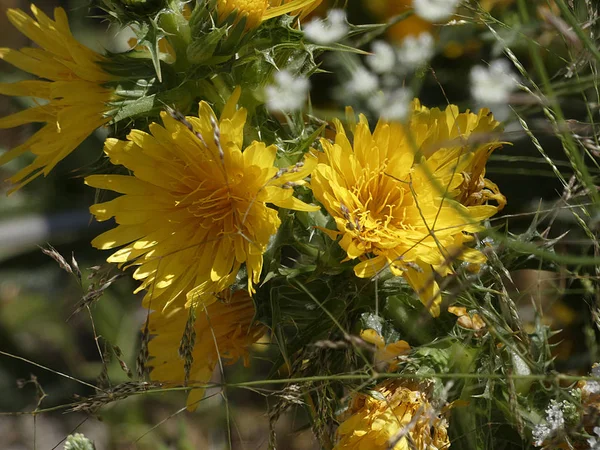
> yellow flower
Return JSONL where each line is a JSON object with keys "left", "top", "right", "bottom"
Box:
{"left": 360, "top": 329, "right": 410, "bottom": 371}
{"left": 334, "top": 381, "right": 449, "bottom": 450}
{"left": 311, "top": 103, "right": 505, "bottom": 316}
{"left": 217, "top": 0, "right": 322, "bottom": 30}
{"left": 0, "top": 5, "right": 113, "bottom": 192}
{"left": 410, "top": 100, "right": 506, "bottom": 210}
{"left": 147, "top": 290, "right": 265, "bottom": 410}
{"left": 87, "top": 87, "right": 319, "bottom": 311}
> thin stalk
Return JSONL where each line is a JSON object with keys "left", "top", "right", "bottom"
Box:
{"left": 517, "top": 0, "right": 600, "bottom": 206}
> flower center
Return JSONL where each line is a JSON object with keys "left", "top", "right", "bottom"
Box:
{"left": 218, "top": 0, "right": 269, "bottom": 27}
{"left": 341, "top": 165, "right": 414, "bottom": 249}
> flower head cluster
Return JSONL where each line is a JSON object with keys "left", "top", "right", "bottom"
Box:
{"left": 311, "top": 102, "right": 505, "bottom": 316}
{"left": 413, "top": 0, "right": 461, "bottom": 22}
{"left": 532, "top": 399, "right": 568, "bottom": 446}
{"left": 396, "top": 33, "right": 435, "bottom": 71}
{"left": 367, "top": 41, "right": 397, "bottom": 74}
{"left": 0, "top": 5, "right": 113, "bottom": 192}
{"left": 147, "top": 290, "right": 264, "bottom": 410}
{"left": 88, "top": 88, "right": 319, "bottom": 311}
{"left": 303, "top": 9, "right": 348, "bottom": 45}
{"left": 345, "top": 67, "right": 379, "bottom": 98}
{"left": 581, "top": 363, "right": 600, "bottom": 396}
{"left": 265, "top": 70, "right": 310, "bottom": 113}
{"left": 588, "top": 427, "right": 600, "bottom": 450}
{"left": 368, "top": 88, "right": 413, "bottom": 123}
{"left": 334, "top": 381, "right": 449, "bottom": 450}
{"left": 470, "top": 59, "right": 518, "bottom": 121}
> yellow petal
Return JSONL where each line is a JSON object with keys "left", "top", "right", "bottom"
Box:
{"left": 402, "top": 263, "right": 441, "bottom": 317}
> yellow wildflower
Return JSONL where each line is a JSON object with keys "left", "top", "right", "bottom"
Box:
{"left": 360, "top": 328, "right": 410, "bottom": 371}
{"left": 411, "top": 100, "right": 506, "bottom": 210}
{"left": 87, "top": 87, "right": 319, "bottom": 311}
{"left": 148, "top": 290, "right": 265, "bottom": 410}
{"left": 217, "top": 0, "right": 322, "bottom": 30}
{"left": 335, "top": 380, "right": 449, "bottom": 450}
{"left": 311, "top": 103, "right": 504, "bottom": 316}
{"left": 0, "top": 5, "right": 113, "bottom": 192}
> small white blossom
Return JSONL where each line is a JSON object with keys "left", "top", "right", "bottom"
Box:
{"left": 532, "top": 423, "right": 552, "bottom": 447}
{"left": 396, "top": 33, "right": 435, "bottom": 71}
{"left": 345, "top": 67, "right": 378, "bottom": 97}
{"left": 583, "top": 363, "right": 600, "bottom": 395}
{"left": 367, "top": 41, "right": 396, "bottom": 74}
{"left": 470, "top": 59, "right": 518, "bottom": 104}
{"left": 368, "top": 88, "right": 412, "bottom": 122}
{"left": 413, "top": 0, "right": 461, "bottom": 22}
{"left": 265, "top": 70, "right": 310, "bottom": 113}
{"left": 588, "top": 427, "right": 600, "bottom": 450}
{"left": 470, "top": 59, "right": 518, "bottom": 121}
{"left": 532, "top": 400, "right": 567, "bottom": 447}
{"left": 303, "top": 9, "right": 348, "bottom": 45}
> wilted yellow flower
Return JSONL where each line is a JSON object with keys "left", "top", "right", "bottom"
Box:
{"left": 360, "top": 329, "right": 410, "bottom": 371}
{"left": 448, "top": 306, "right": 486, "bottom": 333}
{"left": 335, "top": 381, "right": 449, "bottom": 450}
{"left": 217, "top": 0, "right": 322, "bottom": 30}
{"left": 148, "top": 290, "right": 264, "bottom": 410}
{"left": 0, "top": 5, "right": 113, "bottom": 192}
{"left": 311, "top": 103, "right": 504, "bottom": 316}
{"left": 87, "top": 87, "right": 319, "bottom": 311}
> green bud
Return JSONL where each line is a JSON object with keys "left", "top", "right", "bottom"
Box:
{"left": 64, "top": 434, "right": 95, "bottom": 450}
{"left": 186, "top": 27, "right": 229, "bottom": 64}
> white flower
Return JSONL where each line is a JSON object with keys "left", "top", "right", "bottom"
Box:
{"left": 345, "top": 67, "right": 378, "bottom": 97}
{"left": 532, "top": 424, "right": 552, "bottom": 447}
{"left": 265, "top": 70, "right": 310, "bottom": 113}
{"left": 413, "top": 0, "right": 461, "bottom": 22}
{"left": 470, "top": 59, "right": 518, "bottom": 104}
{"left": 367, "top": 40, "right": 396, "bottom": 74}
{"left": 588, "top": 427, "right": 600, "bottom": 450}
{"left": 368, "top": 88, "right": 412, "bottom": 122}
{"left": 583, "top": 363, "right": 600, "bottom": 395}
{"left": 532, "top": 400, "right": 567, "bottom": 447}
{"left": 303, "top": 9, "right": 348, "bottom": 45}
{"left": 470, "top": 59, "right": 518, "bottom": 121}
{"left": 396, "top": 32, "right": 435, "bottom": 71}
